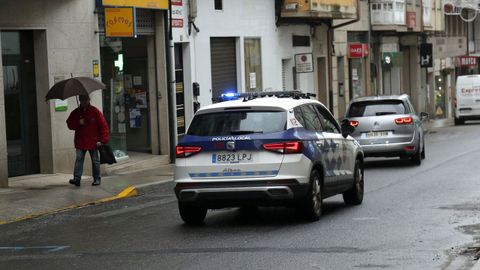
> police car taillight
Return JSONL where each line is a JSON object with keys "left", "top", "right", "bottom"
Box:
{"left": 263, "top": 141, "right": 304, "bottom": 154}
{"left": 176, "top": 146, "right": 202, "bottom": 158}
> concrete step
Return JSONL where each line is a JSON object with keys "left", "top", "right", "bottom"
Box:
{"left": 103, "top": 154, "right": 171, "bottom": 176}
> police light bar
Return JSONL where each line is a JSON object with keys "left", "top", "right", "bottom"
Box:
{"left": 212, "top": 91, "right": 316, "bottom": 103}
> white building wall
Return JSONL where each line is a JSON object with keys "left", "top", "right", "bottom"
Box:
{"left": 186, "top": 0, "right": 320, "bottom": 121}
{"left": 0, "top": 0, "right": 100, "bottom": 177}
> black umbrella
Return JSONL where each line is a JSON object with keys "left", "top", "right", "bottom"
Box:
{"left": 45, "top": 77, "right": 106, "bottom": 101}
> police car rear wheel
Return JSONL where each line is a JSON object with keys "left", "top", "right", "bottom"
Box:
{"left": 178, "top": 203, "right": 207, "bottom": 224}
{"left": 301, "top": 170, "right": 323, "bottom": 221}
{"left": 343, "top": 160, "right": 364, "bottom": 205}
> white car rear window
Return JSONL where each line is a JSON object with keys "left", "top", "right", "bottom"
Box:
{"left": 348, "top": 101, "right": 406, "bottom": 117}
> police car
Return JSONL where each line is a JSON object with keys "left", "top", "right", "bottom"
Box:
{"left": 174, "top": 91, "right": 364, "bottom": 224}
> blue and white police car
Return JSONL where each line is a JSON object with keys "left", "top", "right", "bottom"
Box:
{"left": 174, "top": 91, "right": 364, "bottom": 224}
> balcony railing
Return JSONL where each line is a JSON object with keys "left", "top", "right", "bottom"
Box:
{"left": 279, "top": 0, "right": 358, "bottom": 22}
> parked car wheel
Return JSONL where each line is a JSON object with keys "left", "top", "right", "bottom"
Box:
{"left": 300, "top": 170, "right": 323, "bottom": 221}
{"left": 343, "top": 160, "right": 364, "bottom": 205}
{"left": 411, "top": 143, "right": 422, "bottom": 166}
{"left": 179, "top": 203, "right": 207, "bottom": 224}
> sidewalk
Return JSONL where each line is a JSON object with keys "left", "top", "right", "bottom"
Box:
{"left": 0, "top": 159, "right": 174, "bottom": 225}
{"left": 423, "top": 117, "right": 453, "bottom": 133}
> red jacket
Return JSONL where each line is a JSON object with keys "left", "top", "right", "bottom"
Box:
{"left": 67, "top": 105, "right": 110, "bottom": 150}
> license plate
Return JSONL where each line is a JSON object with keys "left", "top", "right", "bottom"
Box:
{"left": 363, "top": 131, "right": 391, "bottom": 138}
{"left": 212, "top": 152, "right": 253, "bottom": 163}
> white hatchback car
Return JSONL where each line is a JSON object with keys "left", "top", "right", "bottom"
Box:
{"left": 174, "top": 91, "right": 364, "bottom": 224}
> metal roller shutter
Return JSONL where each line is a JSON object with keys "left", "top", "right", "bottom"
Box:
{"left": 210, "top": 37, "right": 237, "bottom": 100}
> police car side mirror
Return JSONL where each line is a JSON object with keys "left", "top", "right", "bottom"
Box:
{"left": 340, "top": 119, "right": 354, "bottom": 138}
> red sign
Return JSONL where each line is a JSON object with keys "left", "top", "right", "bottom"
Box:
{"left": 172, "top": 18, "right": 183, "bottom": 28}
{"left": 456, "top": 56, "right": 478, "bottom": 67}
{"left": 407, "top": 12, "right": 416, "bottom": 29}
{"left": 348, "top": 43, "right": 369, "bottom": 58}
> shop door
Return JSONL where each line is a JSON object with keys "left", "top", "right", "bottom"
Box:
{"left": 124, "top": 57, "right": 151, "bottom": 153}
{"left": 1, "top": 31, "right": 39, "bottom": 177}
{"left": 210, "top": 37, "right": 237, "bottom": 100}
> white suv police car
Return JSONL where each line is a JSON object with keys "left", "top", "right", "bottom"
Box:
{"left": 174, "top": 91, "right": 364, "bottom": 224}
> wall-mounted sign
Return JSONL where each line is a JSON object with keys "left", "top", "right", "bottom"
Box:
{"left": 93, "top": 60, "right": 100, "bottom": 78}
{"left": 456, "top": 56, "right": 478, "bottom": 67}
{"left": 348, "top": 43, "right": 369, "bottom": 58}
{"left": 55, "top": 99, "right": 68, "bottom": 112}
{"left": 102, "top": 0, "right": 168, "bottom": 9}
{"left": 171, "top": 0, "right": 184, "bottom": 28}
{"left": 105, "top": 7, "right": 136, "bottom": 37}
{"left": 420, "top": 43, "right": 433, "bottom": 68}
{"left": 295, "top": 53, "right": 314, "bottom": 73}
{"left": 407, "top": 12, "right": 416, "bottom": 29}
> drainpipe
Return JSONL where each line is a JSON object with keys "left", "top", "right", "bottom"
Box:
{"left": 166, "top": 0, "right": 177, "bottom": 162}
{"left": 327, "top": 0, "right": 361, "bottom": 115}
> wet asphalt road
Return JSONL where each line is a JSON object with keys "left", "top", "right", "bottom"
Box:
{"left": 3, "top": 123, "right": 480, "bottom": 269}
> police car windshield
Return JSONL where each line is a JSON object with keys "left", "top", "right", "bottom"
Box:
{"left": 187, "top": 110, "right": 287, "bottom": 136}
{"left": 347, "top": 101, "right": 406, "bottom": 117}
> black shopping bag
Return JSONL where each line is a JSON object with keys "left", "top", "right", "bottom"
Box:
{"left": 98, "top": 144, "right": 117, "bottom": 165}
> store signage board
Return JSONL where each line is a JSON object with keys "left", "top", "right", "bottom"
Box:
{"left": 102, "top": 0, "right": 168, "bottom": 9}
{"left": 295, "top": 53, "right": 314, "bottom": 73}
{"left": 105, "top": 7, "right": 136, "bottom": 37}
{"left": 348, "top": 43, "right": 369, "bottom": 58}
{"left": 456, "top": 56, "right": 478, "bottom": 67}
{"left": 420, "top": 43, "right": 433, "bottom": 68}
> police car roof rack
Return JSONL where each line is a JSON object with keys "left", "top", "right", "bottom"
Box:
{"left": 213, "top": 91, "right": 316, "bottom": 103}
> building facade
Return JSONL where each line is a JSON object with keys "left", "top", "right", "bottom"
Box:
{"left": 0, "top": 0, "right": 171, "bottom": 187}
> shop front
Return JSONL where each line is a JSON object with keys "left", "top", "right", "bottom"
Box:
{"left": 348, "top": 42, "right": 369, "bottom": 100}
{"left": 97, "top": 2, "right": 170, "bottom": 159}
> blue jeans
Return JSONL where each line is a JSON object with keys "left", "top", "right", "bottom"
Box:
{"left": 73, "top": 149, "right": 100, "bottom": 182}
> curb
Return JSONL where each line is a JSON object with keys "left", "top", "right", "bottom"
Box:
{"left": 0, "top": 185, "right": 139, "bottom": 226}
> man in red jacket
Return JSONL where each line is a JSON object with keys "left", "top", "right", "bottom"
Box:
{"left": 67, "top": 95, "right": 109, "bottom": 186}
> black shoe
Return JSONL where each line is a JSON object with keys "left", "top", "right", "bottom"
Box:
{"left": 69, "top": 179, "right": 80, "bottom": 187}
{"left": 92, "top": 179, "right": 101, "bottom": 186}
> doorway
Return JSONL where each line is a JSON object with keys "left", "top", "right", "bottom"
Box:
{"left": 100, "top": 36, "right": 152, "bottom": 158}
{"left": 1, "top": 31, "right": 40, "bottom": 177}
{"left": 337, "top": 57, "right": 346, "bottom": 117}
{"left": 317, "top": 57, "right": 328, "bottom": 107}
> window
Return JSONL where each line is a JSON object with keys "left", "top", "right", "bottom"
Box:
{"left": 293, "top": 107, "right": 306, "bottom": 127}
{"left": 292, "top": 35, "right": 310, "bottom": 47}
{"left": 299, "top": 105, "right": 323, "bottom": 132}
{"left": 187, "top": 111, "right": 286, "bottom": 136}
{"left": 244, "top": 38, "right": 262, "bottom": 92}
{"left": 315, "top": 105, "right": 340, "bottom": 133}
{"left": 347, "top": 100, "right": 407, "bottom": 117}
{"left": 423, "top": 0, "right": 431, "bottom": 26}
{"left": 214, "top": 0, "right": 223, "bottom": 11}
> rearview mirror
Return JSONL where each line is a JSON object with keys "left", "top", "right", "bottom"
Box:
{"left": 340, "top": 119, "right": 355, "bottom": 138}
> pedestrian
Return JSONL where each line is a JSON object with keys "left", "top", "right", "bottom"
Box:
{"left": 66, "top": 95, "right": 109, "bottom": 186}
